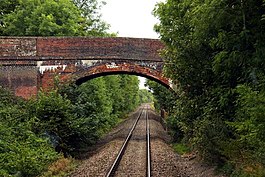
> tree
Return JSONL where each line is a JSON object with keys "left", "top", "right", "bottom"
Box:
{"left": 0, "top": 0, "right": 111, "bottom": 36}
{"left": 57, "top": 75, "right": 141, "bottom": 150}
{"left": 145, "top": 80, "right": 175, "bottom": 113}
{"left": 154, "top": 0, "right": 265, "bottom": 173}
{"left": 73, "top": 0, "right": 113, "bottom": 36}
{"left": 103, "top": 75, "right": 124, "bottom": 117}
{"left": 0, "top": 0, "right": 19, "bottom": 34}
{"left": 119, "top": 75, "right": 140, "bottom": 112}
{"left": 138, "top": 89, "right": 153, "bottom": 104}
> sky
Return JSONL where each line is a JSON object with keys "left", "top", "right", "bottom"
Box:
{"left": 101, "top": 0, "right": 163, "bottom": 39}
{"left": 101, "top": 0, "right": 165, "bottom": 89}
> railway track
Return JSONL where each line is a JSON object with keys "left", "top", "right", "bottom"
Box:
{"left": 106, "top": 105, "right": 151, "bottom": 177}
{"left": 70, "top": 105, "right": 222, "bottom": 177}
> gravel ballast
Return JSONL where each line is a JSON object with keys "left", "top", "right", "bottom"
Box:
{"left": 70, "top": 105, "right": 225, "bottom": 177}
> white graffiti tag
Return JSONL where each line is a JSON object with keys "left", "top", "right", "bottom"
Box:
{"left": 106, "top": 62, "right": 119, "bottom": 69}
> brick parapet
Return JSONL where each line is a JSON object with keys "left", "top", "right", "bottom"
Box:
{"left": 0, "top": 37, "right": 164, "bottom": 61}
{"left": 0, "top": 37, "right": 168, "bottom": 99}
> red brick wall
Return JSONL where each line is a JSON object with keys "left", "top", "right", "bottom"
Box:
{"left": 0, "top": 65, "right": 38, "bottom": 99}
{"left": 0, "top": 37, "right": 164, "bottom": 61}
{"left": 15, "top": 86, "right": 37, "bottom": 99}
{"left": 36, "top": 37, "right": 164, "bottom": 61}
{"left": 0, "top": 37, "right": 166, "bottom": 98}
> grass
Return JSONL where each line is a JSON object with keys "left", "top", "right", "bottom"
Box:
{"left": 172, "top": 143, "right": 191, "bottom": 155}
{"left": 40, "top": 157, "right": 78, "bottom": 177}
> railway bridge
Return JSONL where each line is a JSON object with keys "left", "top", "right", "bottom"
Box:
{"left": 0, "top": 37, "right": 170, "bottom": 99}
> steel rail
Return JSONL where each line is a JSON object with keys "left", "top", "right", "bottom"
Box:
{"left": 106, "top": 108, "right": 144, "bottom": 177}
{"left": 146, "top": 107, "right": 151, "bottom": 177}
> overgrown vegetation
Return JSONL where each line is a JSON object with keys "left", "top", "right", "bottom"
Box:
{"left": 152, "top": 0, "right": 265, "bottom": 175}
{"left": 0, "top": 1, "right": 144, "bottom": 176}
{"left": 0, "top": 75, "right": 141, "bottom": 176}
{"left": 0, "top": 87, "right": 60, "bottom": 176}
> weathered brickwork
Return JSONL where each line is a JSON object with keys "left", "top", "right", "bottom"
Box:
{"left": 74, "top": 62, "right": 169, "bottom": 86}
{"left": 36, "top": 37, "right": 164, "bottom": 61}
{"left": 0, "top": 37, "right": 37, "bottom": 59}
{"left": 0, "top": 65, "right": 38, "bottom": 98}
{"left": 0, "top": 37, "right": 168, "bottom": 99}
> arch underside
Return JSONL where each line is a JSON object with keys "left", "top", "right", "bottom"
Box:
{"left": 71, "top": 63, "right": 170, "bottom": 88}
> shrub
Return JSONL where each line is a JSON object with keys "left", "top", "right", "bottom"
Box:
{"left": 0, "top": 122, "right": 59, "bottom": 176}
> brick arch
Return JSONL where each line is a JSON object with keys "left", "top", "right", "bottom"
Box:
{"left": 67, "top": 62, "right": 170, "bottom": 88}
{"left": 0, "top": 36, "right": 173, "bottom": 98}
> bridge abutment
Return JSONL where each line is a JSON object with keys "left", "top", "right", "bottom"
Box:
{"left": 0, "top": 64, "right": 38, "bottom": 98}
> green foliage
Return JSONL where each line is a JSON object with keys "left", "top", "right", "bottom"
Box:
{"left": 0, "top": 88, "right": 59, "bottom": 177}
{"left": 0, "top": 0, "right": 111, "bottom": 36}
{"left": 119, "top": 75, "right": 140, "bottom": 112}
{"left": 225, "top": 85, "right": 265, "bottom": 167}
{"left": 0, "top": 86, "right": 23, "bottom": 107}
{"left": 0, "top": 122, "right": 59, "bottom": 177}
{"left": 0, "top": 74, "right": 141, "bottom": 176}
{"left": 172, "top": 143, "right": 190, "bottom": 155}
{"left": 0, "top": 0, "right": 19, "bottom": 34}
{"left": 138, "top": 89, "right": 153, "bottom": 103}
{"left": 72, "top": 0, "right": 115, "bottom": 36}
{"left": 57, "top": 75, "right": 140, "bottom": 152}
{"left": 154, "top": 0, "right": 265, "bottom": 174}
{"left": 103, "top": 75, "right": 124, "bottom": 116}
{"left": 27, "top": 91, "right": 76, "bottom": 153}
{"left": 73, "top": 77, "right": 114, "bottom": 142}
{"left": 1, "top": 0, "right": 84, "bottom": 36}
{"left": 145, "top": 80, "right": 175, "bottom": 113}
{"left": 0, "top": 0, "right": 120, "bottom": 175}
